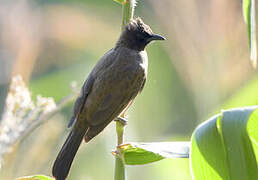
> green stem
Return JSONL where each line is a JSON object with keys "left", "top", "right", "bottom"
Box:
{"left": 114, "top": 119, "right": 127, "bottom": 180}
{"left": 116, "top": 119, "right": 125, "bottom": 145}
{"left": 114, "top": 0, "right": 135, "bottom": 180}
{"left": 115, "top": 156, "right": 126, "bottom": 180}
{"left": 121, "top": 0, "right": 135, "bottom": 30}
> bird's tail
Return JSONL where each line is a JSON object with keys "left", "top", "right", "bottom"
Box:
{"left": 52, "top": 125, "right": 87, "bottom": 180}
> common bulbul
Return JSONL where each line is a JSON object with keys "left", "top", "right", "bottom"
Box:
{"left": 52, "top": 18, "right": 165, "bottom": 180}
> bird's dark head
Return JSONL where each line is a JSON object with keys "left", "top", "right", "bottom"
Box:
{"left": 117, "top": 18, "right": 165, "bottom": 51}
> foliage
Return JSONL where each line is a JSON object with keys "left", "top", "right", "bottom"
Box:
{"left": 118, "top": 142, "right": 189, "bottom": 165}
{"left": 113, "top": 107, "right": 258, "bottom": 180}
{"left": 191, "top": 107, "right": 258, "bottom": 180}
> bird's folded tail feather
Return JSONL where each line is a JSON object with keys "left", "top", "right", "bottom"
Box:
{"left": 52, "top": 125, "right": 88, "bottom": 180}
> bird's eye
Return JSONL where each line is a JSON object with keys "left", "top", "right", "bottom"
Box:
{"left": 135, "top": 33, "right": 145, "bottom": 41}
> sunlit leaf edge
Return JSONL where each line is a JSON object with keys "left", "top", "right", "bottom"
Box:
{"left": 16, "top": 175, "right": 54, "bottom": 180}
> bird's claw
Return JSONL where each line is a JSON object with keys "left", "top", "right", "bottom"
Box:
{"left": 115, "top": 116, "right": 128, "bottom": 125}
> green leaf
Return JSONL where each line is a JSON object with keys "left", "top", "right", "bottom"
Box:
{"left": 242, "top": 0, "right": 257, "bottom": 68}
{"left": 119, "top": 142, "right": 189, "bottom": 165}
{"left": 191, "top": 106, "right": 258, "bottom": 180}
{"left": 16, "top": 175, "right": 54, "bottom": 180}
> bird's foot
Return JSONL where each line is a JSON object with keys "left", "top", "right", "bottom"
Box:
{"left": 115, "top": 116, "right": 128, "bottom": 126}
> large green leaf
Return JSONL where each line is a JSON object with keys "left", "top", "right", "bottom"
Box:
{"left": 191, "top": 106, "right": 258, "bottom": 180}
{"left": 242, "top": 0, "right": 257, "bottom": 67}
{"left": 118, "top": 142, "right": 189, "bottom": 165}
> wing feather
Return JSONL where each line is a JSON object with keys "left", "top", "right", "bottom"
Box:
{"left": 68, "top": 74, "right": 95, "bottom": 127}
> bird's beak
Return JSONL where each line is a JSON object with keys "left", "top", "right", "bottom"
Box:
{"left": 148, "top": 34, "right": 166, "bottom": 42}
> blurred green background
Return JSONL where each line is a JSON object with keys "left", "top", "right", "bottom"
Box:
{"left": 0, "top": 0, "right": 257, "bottom": 179}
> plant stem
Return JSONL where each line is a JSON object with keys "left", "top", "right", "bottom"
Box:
{"left": 114, "top": 0, "right": 135, "bottom": 180}
{"left": 121, "top": 0, "right": 135, "bottom": 30}
{"left": 114, "top": 117, "right": 127, "bottom": 180}
{"left": 115, "top": 154, "right": 126, "bottom": 180}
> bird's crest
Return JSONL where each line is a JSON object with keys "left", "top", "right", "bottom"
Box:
{"left": 126, "top": 17, "right": 153, "bottom": 35}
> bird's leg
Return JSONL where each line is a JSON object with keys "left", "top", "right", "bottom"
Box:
{"left": 115, "top": 112, "right": 127, "bottom": 146}
{"left": 115, "top": 111, "right": 128, "bottom": 126}
{"left": 115, "top": 100, "right": 133, "bottom": 145}
{"left": 115, "top": 100, "right": 134, "bottom": 126}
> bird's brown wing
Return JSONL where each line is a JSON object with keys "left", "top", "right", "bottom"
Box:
{"left": 68, "top": 74, "right": 95, "bottom": 127}
{"left": 68, "top": 49, "right": 115, "bottom": 128}
{"left": 83, "top": 65, "right": 145, "bottom": 141}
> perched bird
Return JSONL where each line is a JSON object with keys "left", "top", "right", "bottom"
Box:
{"left": 52, "top": 18, "right": 165, "bottom": 180}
